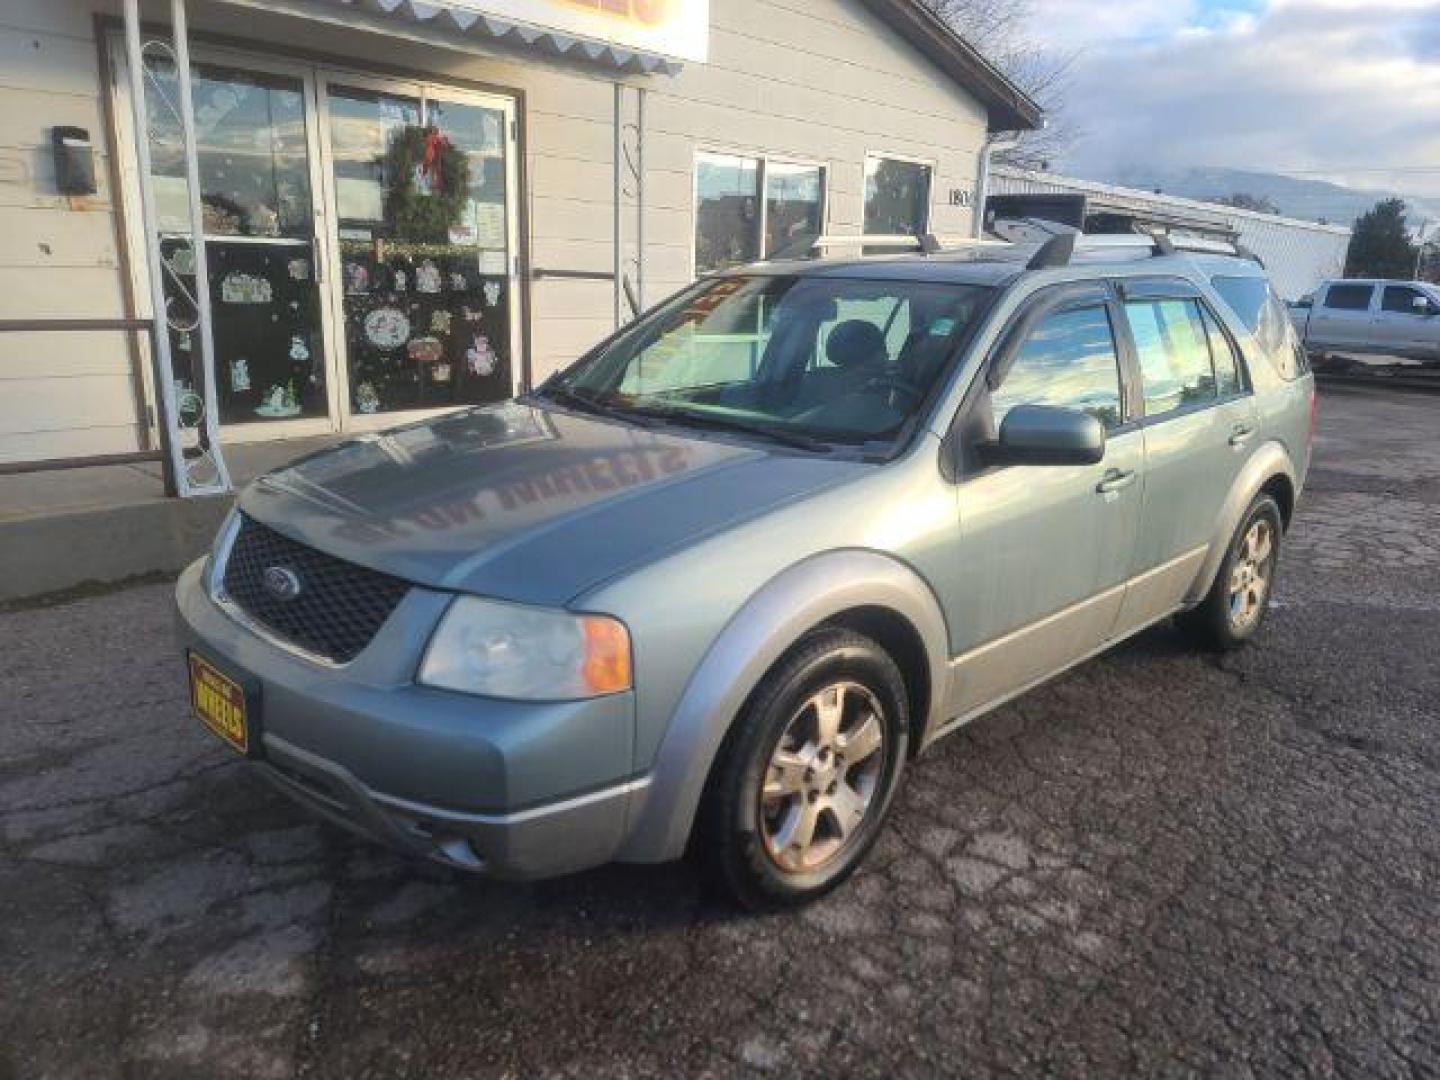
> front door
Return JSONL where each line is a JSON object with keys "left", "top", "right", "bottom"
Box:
{"left": 945, "top": 285, "right": 1144, "bottom": 719}
{"left": 114, "top": 43, "right": 522, "bottom": 443}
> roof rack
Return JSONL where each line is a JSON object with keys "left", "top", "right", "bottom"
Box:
{"left": 1024, "top": 230, "right": 1261, "bottom": 270}
{"left": 797, "top": 228, "right": 1262, "bottom": 270}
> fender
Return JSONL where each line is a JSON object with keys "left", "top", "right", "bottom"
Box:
{"left": 616, "top": 549, "right": 950, "bottom": 863}
{"left": 1185, "top": 439, "right": 1298, "bottom": 604}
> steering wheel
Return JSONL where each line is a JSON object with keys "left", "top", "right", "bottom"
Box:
{"left": 858, "top": 371, "right": 925, "bottom": 407}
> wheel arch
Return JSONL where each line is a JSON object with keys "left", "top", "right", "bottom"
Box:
{"left": 615, "top": 549, "right": 950, "bottom": 864}
{"left": 1185, "top": 441, "right": 1298, "bottom": 604}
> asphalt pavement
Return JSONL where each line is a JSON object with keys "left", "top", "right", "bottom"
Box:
{"left": 2, "top": 382, "right": 1437, "bottom": 1078}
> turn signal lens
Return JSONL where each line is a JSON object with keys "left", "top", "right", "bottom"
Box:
{"left": 581, "top": 616, "right": 632, "bottom": 694}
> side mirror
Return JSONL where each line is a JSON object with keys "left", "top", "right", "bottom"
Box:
{"left": 978, "top": 404, "right": 1106, "bottom": 467}
{"left": 1412, "top": 295, "right": 1434, "bottom": 315}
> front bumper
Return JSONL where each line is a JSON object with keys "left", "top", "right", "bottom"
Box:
{"left": 174, "top": 557, "right": 642, "bottom": 879}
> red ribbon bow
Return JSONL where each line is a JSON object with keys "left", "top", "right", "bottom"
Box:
{"left": 420, "top": 128, "right": 450, "bottom": 190}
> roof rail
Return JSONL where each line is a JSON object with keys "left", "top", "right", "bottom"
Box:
{"left": 796, "top": 228, "right": 1261, "bottom": 269}
{"left": 807, "top": 233, "right": 1011, "bottom": 258}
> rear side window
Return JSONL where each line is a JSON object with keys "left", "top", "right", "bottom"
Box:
{"left": 1200, "top": 306, "right": 1243, "bottom": 397}
{"left": 991, "top": 305, "right": 1124, "bottom": 430}
{"left": 1211, "top": 274, "right": 1309, "bottom": 382}
{"left": 1323, "top": 284, "right": 1374, "bottom": 310}
{"left": 1125, "top": 298, "right": 1216, "bottom": 418}
{"left": 1382, "top": 285, "right": 1427, "bottom": 314}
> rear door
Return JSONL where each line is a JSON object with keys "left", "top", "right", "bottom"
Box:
{"left": 1376, "top": 284, "right": 1435, "bottom": 357}
{"left": 1112, "top": 279, "right": 1259, "bottom": 631}
{"left": 1308, "top": 282, "right": 1376, "bottom": 350}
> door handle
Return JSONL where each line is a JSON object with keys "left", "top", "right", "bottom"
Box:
{"left": 1228, "top": 425, "right": 1255, "bottom": 447}
{"left": 1095, "top": 468, "right": 1137, "bottom": 495}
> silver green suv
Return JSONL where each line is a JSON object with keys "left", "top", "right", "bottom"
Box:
{"left": 176, "top": 237, "right": 1315, "bottom": 908}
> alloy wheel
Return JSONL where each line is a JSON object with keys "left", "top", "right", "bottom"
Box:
{"left": 759, "top": 681, "right": 887, "bottom": 873}
{"left": 1228, "top": 517, "right": 1276, "bottom": 632}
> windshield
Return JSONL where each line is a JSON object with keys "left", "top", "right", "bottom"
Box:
{"left": 541, "top": 275, "right": 993, "bottom": 450}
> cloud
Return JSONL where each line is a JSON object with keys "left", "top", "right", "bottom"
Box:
{"left": 1031, "top": 0, "right": 1440, "bottom": 199}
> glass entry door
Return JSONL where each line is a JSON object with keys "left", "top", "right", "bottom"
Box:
{"left": 141, "top": 56, "right": 334, "bottom": 438}
{"left": 317, "top": 75, "right": 519, "bottom": 426}
{"left": 116, "top": 42, "right": 522, "bottom": 440}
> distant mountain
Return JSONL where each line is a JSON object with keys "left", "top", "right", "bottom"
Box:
{"left": 1094, "top": 166, "right": 1440, "bottom": 230}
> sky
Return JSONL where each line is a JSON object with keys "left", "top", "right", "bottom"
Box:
{"left": 1023, "top": 0, "right": 1440, "bottom": 203}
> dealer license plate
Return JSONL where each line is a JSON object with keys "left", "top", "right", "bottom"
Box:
{"left": 188, "top": 652, "right": 250, "bottom": 754}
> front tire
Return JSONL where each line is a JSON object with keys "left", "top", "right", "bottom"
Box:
{"left": 699, "top": 628, "right": 909, "bottom": 911}
{"left": 1178, "top": 493, "right": 1283, "bottom": 651}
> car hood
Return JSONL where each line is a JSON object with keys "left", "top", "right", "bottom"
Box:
{"left": 237, "top": 401, "right": 866, "bottom": 606}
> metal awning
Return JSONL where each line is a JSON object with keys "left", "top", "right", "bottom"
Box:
{"left": 215, "top": 0, "right": 684, "bottom": 74}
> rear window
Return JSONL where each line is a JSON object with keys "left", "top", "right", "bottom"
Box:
{"left": 1210, "top": 274, "right": 1309, "bottom": 382}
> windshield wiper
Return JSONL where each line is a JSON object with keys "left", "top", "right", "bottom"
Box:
{"left": 536, "top": 385, "right": 659, "bottom": 427}
{"left": 626, "top": 404, "right": 832, "bottom": 453}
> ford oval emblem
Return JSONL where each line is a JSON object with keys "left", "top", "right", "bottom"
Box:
{"left": 262, "top": 565, "right": 303, "bottom": 602}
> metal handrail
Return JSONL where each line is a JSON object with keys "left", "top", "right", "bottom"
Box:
{"left": 0, "top": 318, "right": 177, "bottom": 490}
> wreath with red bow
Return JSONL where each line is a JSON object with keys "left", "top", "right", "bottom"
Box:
{"left": 383, "top": 125, "right": 471, "bottom": 242}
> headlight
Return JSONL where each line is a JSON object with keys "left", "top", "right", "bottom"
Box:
{"left": 418, "top": 596, "right": 631, "bottom": 700}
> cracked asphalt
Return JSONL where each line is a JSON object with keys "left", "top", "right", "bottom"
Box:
{"left": 3, "top": 383, "right": 1438, "bottom": 1079}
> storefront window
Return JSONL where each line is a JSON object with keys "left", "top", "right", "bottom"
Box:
{"left": 695, "top": 152, "right": 760, "bottom": 275}
{"left": 764, "top": 162, "right": 825, "bottom": 260}
{"left": 864, "top": 155, "right": 932, "bottom": 237}
{"left": 695, "top": 153, "right": 827, "bottom": 274}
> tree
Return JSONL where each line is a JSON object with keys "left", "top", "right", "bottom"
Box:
{"left": 1214, "top": 193, "right": 1280, "bottom": 215}
{"left": 1344, "top": 198, "right": 1419, "bottom": 279}
{"left": 918, "top": 0, "right": 1079, "bottom": 169}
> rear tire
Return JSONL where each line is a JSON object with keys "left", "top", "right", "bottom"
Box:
{"left": 1178, "top": 493, "right": 1283, "bottom": 651}
{"left": 698, "top": 628, "right": 909, "bottom": 911}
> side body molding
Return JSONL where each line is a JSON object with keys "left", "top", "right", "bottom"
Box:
{"left": 617, "top": 549, "right": 951, "bottom": 864}
{"left": 1185, "top": 439, "right": 1298, "bottom": 603}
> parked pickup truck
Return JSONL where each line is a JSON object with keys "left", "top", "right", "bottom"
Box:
{"left": 1290, "top": 279, "right": 1440, "bottom": 362}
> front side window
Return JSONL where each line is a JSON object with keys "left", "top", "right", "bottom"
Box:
{"left": 864, "top": 156, "right": 932, "bottom": 237}
{"left": 1126, "top": 299, "right": 1218, "bottom": 418}
{"left": 991, "top": 306, "right": 1124, "bottom": 430}
{"left": 1324, "top": 284, "right": 1374, "bottom": 310}
{"left": 1382, "top": 285, "right": 1427, "bottom": 314}
{"left": 547, "top": 275, "right": 992, "bottom": 449}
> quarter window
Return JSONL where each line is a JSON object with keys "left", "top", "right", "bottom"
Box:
{"left": 991, "top": 306, "right": 1124, "bottom": 430}
{"left": 1323, "top": 284, "right": 1374, "bottom": 310}
{"left": 694, "top": 152, "right": 827, "bottom": 275}
{"left": 1125, "top": 299, "right": 1217, "bottom": 418}
{"left": 1211, "top": 274, "right": 1308, "bottom": 381}
{"left": 863, "top": 155, "right": 932, "bottom": 237}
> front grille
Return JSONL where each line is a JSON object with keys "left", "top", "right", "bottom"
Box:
{"left": 221, "top": 515, "right": 410, "bottom": 663}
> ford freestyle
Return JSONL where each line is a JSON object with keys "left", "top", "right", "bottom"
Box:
{"left": 176, "top": 235, "right": 1315, "bottom": 908}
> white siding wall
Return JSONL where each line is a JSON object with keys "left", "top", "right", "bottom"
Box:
{"left": 0, "top": 0, "right": 142, "bottom": 464}
{"left": 0, "top": 0, "right": 990, "bottom": 463}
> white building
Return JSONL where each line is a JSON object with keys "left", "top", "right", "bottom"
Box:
{"left": 0, "top": 0, "right": 1039, "bottom": 475}
{"left": 987, "top": 165, "right": 1351, "bottom": 303}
